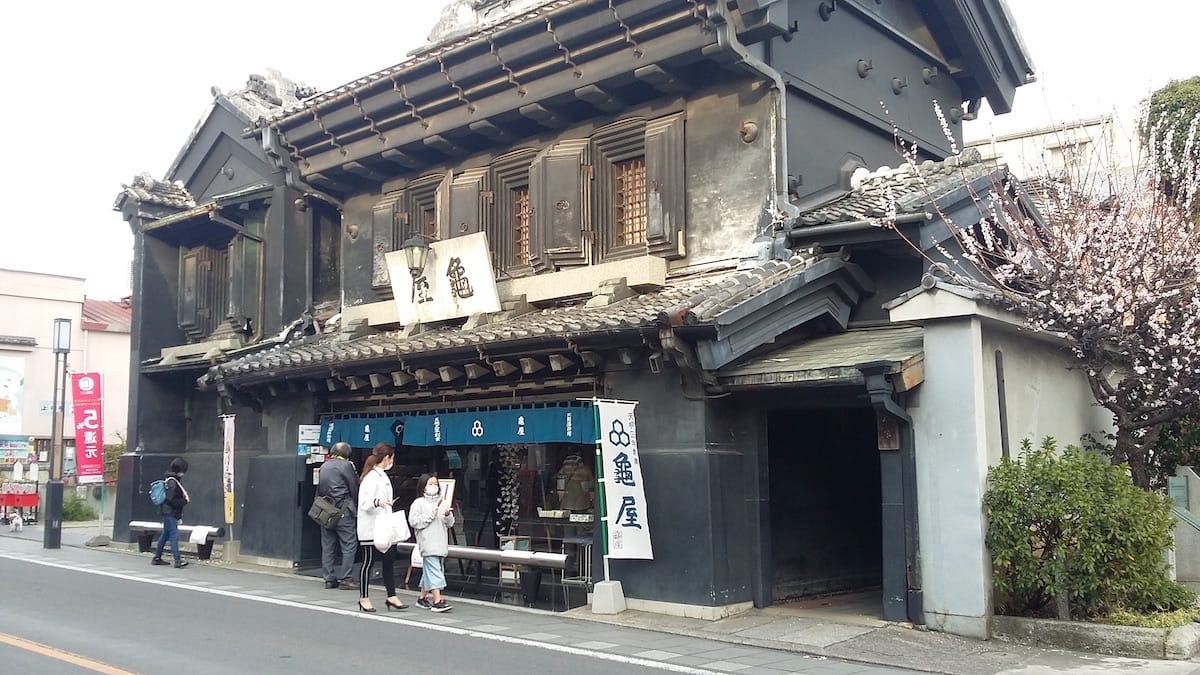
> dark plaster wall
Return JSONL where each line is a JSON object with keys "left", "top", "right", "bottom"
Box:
{"left": 848, "top": 247, "right": 924, "bottom": 324}
{"left": 169, "top": 102, "right": 273, "bottom": 202}
{"left": 603, "top": 365, "right": 755, "bottom": 608}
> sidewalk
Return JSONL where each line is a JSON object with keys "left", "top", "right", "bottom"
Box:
{"left": 4, "top": 523, "right": 1200, "bottom": 674}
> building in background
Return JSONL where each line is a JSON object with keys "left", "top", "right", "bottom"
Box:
{"left": 0, "top": 269, "right": 130, "bottom": 484}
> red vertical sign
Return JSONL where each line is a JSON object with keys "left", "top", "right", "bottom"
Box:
{"left": 70, "top": 372, "right": 104, "bottom": 484}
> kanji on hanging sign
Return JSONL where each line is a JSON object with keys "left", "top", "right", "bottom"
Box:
{"left": 595, "top": 400, "right": 653, "bottom": 560}
{"left": 70, "top": 372, "right": 104, "bottom": 484}
{"left": 386, "top": 232, "right": 501, "bottom": 325}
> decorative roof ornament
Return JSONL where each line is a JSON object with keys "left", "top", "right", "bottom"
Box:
{"left": 118, "top": 173, "right": 196, "bottom": 210}
{"left": 427, "top": 0, "right": 550, "bottom": 46}
{"left": 222, "top": 69, "right": 318, "bottom": 122}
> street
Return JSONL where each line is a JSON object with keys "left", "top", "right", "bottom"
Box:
{"left": 0, "top": 536, "right": 913, "bottom": 674}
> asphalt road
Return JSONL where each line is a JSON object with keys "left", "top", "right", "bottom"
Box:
{"left": 0, "top": 555, "right": 675, "bottom": 674}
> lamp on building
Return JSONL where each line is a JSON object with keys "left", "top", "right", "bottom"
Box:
{"left": 401, "top": 235, "right": 431, "bottom": 279}
{"left": 43, "top": 318, "right": 71, "bottom": 549}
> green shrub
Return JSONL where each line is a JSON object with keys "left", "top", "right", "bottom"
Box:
{"left": 62, "top": 493, "right": 97, "bottom": 522}
{"left": 984, "top": 437, "right": 1196, "bottom": 619}
{"left": 1100, "top": 606, "right": 1198, "bottom": 629}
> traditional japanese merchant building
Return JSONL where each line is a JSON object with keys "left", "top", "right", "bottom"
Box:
{"left": 112, "top": 0, "right": 1105, "bottom": 639}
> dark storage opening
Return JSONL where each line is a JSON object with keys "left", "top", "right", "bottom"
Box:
{"left": 767, "top": 407, "right": 882, "bottom": 603}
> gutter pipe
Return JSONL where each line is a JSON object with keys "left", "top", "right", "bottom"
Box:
{"left": 786, "top": 211, "right": 930, "bottom": 240}
{"left": 709, "top": 2, "right": 799, "bottom": 228}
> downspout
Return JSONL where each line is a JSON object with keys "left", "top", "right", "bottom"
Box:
{"left": 709, "top": 2, "right": 799, "bottom": 230}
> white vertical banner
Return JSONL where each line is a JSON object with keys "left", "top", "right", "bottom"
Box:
{"left": 595, "top": 400, "right": 653, "bottom": 560}
{"left": 221, "top": 415, "right": 236, "bottom": 526}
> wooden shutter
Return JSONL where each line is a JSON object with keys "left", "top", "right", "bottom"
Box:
{"left": 435, "top": 171, "right": 453, "bottom": 241}
{"left": 644, "top": 113, "right": 685, "bottom": 258}
{"left": 371, "top": 191, "right": 404, "bottom": 288}
{"left": 529, "top": 139, "right": 591, "bottom": 270}
{"left": 178, "top": 251, "right": 199, "bottom": 332}
{"left": 448, "top": 168, "right": 490, "bottom": 240}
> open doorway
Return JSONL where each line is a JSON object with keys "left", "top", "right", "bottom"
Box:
{"left": 767, "top": 407, "right": 882, "bottom": 609}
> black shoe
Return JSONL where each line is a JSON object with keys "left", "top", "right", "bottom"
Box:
{"left": 416, "top": 597, "right": 432, "bottom": 609}
{"left": 358, "top": 601, "right": 376, "bottom": 613}
{"left": 151, "top": 558, "right": 168, "bottom": 566}
{"left": 174, "top": 560, "right": 189, "bottom": 568}
{"left": 325, "top": 580, "right": 339, "bottom": 589}
{"left": 430, "top": 600, "right": 451, "bottom": 613}
{"left": 338, "top": 580, "right": 359, "bottom": 590}
{"left": 386, "top": 599, "right": 407, "bottom": 611}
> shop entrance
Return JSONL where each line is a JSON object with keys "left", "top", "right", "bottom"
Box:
{"left": 766, "top": 407, "right": 882, "bottom": 607}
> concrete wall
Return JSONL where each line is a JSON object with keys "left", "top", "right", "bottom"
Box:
{"left": 0, "top": 269, "right": 85, "bottom": 440}
{"left": 908, "top": 317, "right": 992, "bottom": 638}
{"left": 980, "top": 327, "right": 1114, "bottom": 462}
{"left": 908, "top": 315, "right": 1114, "bottom": 638}
{"left": 80, "top": 327, "right": 130, "bottom": 444}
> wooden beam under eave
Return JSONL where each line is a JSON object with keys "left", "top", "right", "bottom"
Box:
{"left": 574, "top": 84, "right": 626, "bottom": 113}
{"left": 634, "top": 64, "right": 690, "bottom": 95}
{"left": 519, "top": 357, "right": 545, "bottom": 375}
{"left": 369, "top": 373, "right": 390, "bottom": 389}
{"left": 345, "top": 375, "right": 368, "bottom": 391}
{"left": 424, "top": 135, "right": 464, "bottom": 156}
{"left": 578, "top": 350, "right": 604, "bottom": 368}
{"left": 439, "top": 365, "right": 465, "bottom": 383}
{"left": 325, "top": 378, "right": 343, "bottom": 391}
{"left": 381, "top": 149, "right": 421, "bottom": 168}
{"left": 548, "top": 354, "right": 575, "bottom": 372}
{"left": 518, "top": 103, "right": 567, "bottom": 129}
{"left": 464, "top": 363, "right": 490, "bottom": 380}
{"left": 306, "top": 380, "right": 321, "bottom": 393}
{"left": 344, "top": 161, "right": 388, "bottom": 182}
{"left": 468, "top": 119, "right": 512, "bottom": 143}
{"left": 391, "top": 371, "right": 414, "bottom": 387}
{"left": 309, "top": 172, "right": 354, "bottom": 194}
{"left": 414, "top": 368, "right": 439, "bottom": 386}
{"left": 491, "top": 359, "right": 518, "bottom": 377}
{"left": 892, "top": 355, "right": 925, "bottom": 393}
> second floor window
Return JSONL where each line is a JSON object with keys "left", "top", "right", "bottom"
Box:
{"left": 512, "top": 186, "right": 532, "bottom": 265}
{"left": 613, "top": 157, "right": 648, "bottom": 247}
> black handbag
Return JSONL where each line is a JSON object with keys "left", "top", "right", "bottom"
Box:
{"left": 308, "top": 495, "right": 346, "bottom": 529}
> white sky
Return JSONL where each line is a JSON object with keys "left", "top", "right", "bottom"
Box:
{"left": 0, "top": 0, "right": 1195, "bottom": 300}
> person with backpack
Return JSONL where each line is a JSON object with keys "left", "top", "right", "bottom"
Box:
{"left": 151, "top": 457, "right": 190, "bottom": 568}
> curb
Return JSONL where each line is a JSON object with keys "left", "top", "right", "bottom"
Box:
{"left": 992, "top": 614, "right": 1200, "bottom": 660}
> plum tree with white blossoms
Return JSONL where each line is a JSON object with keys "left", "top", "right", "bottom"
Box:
{"left": 887, "top": 105, "right": 1200, "bottom": 489}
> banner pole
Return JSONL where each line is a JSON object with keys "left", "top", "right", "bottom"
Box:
{"left": 592, "top": 400, "right": 610, "bottom": 582}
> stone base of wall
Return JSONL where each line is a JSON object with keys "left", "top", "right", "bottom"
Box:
{"left": 992, "top": 615, "right": 1200, "bottom": 660}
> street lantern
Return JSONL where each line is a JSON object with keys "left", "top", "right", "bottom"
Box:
{"left": 401, "top": 235, "right": 430, "bottom": 278}
{"left": 43, "top": 318, "right": 71, "bottom": 549}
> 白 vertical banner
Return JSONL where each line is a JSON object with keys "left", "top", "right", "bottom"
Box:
{"left": 70, "top": 372, "right": 104, "bottom": 484}
{"left": 595, "top": 400, "right": 653, "bottom": 560}
{"left": 221, "top": 414, "right": 235, "bottom": 525}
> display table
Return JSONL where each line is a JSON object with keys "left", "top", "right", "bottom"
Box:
{"left": 0, "top": 492, "right": 38, "bottom": 509}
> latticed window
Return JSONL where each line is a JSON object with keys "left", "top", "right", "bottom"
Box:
{"left": 512, "top": 186, "right": 531, "bottom": 265}
{"left": 613, "top": 157, "right": 647, "bottom": 247}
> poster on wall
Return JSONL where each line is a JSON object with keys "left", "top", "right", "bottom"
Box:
{"left": 595, "top": 400, "right": 654, "bottom": 560}
{"left": 70, "top": 372, "right": 104, "bottom": 484}
{"left": 0, "top": 355, "right": 25, "bottom": 436}
{"left": 222, "top": 414, "right": 236, "bottom": 525}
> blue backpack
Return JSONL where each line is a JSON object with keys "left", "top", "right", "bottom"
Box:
{"left": 149, "top": 478, "right": 168, "bottom": 506}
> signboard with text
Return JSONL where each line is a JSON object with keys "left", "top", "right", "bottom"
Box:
{"left": 595, "top": 400, "right": 653, "bottom": 560}
{"left": 386, "top": 232, "right": 501, "bottom": 325}
{"left": 222, "top": 415, "right": 236, "bottom": 525}
{"left": 70, "top": 373, "right": 104, "bottom": 484}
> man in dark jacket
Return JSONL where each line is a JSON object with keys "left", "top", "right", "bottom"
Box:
{"left": 152, "top": 457, "right": 190, "bottom": 568}
{"left": 318, "top": 442, "right": 359, "bottom": 589}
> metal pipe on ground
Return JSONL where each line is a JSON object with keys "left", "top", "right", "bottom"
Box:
{"left": 393, "top": 541, "right": 568, "bottom": 570}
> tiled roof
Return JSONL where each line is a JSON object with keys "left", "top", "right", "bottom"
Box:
{"left": 0, "top": 335, "right": 36, "bottom": 347}
{"left": 82, "top": 298, "right": 132, "bottom": 333}
{"left": 796, "top": 148, "right": 1001, "bottom": 226}
{"left": 205, "top": 254, "right": 818, "bottom": 384}
{"left": 118, "top": 173, "right": 196, "bottom": 209}
{"left": 253, "top": 0, "right": 577, "bottom": 128}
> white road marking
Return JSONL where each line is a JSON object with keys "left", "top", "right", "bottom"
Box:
{"left": 0, "top": 552, "right": 718, "bottom": 674}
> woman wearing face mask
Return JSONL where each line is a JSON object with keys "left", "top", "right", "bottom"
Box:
{"left": 355, "top": 443, "right": 406, "bottom": 612}
{"left": 409, "top": 473, "right": 455, "bottom": 612}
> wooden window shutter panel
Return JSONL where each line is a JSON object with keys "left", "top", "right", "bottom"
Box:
{"left": 448, "top": 168, "right": 490, "bottom": 239}
{"left": 435, "top": 171, "right": 453, "bottom": 241}
{"left": 644, "top": 113, "right": 686, "bottom": 258}
{"left": 178, "top": 251, "right": 199, "bottom": 332}
{"left": 371, "top": 191, "right": 404, "bottom": 287}
{"left": 529, "top": 138, "right": 591, "bottom": 270}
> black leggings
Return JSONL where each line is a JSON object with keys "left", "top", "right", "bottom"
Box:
{"left": 359, "top": 543, "right": 396, "bottom": 599}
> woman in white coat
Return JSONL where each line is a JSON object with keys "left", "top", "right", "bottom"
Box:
{"left": 356, "top": 443, "right": 406, "bottom": 612}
